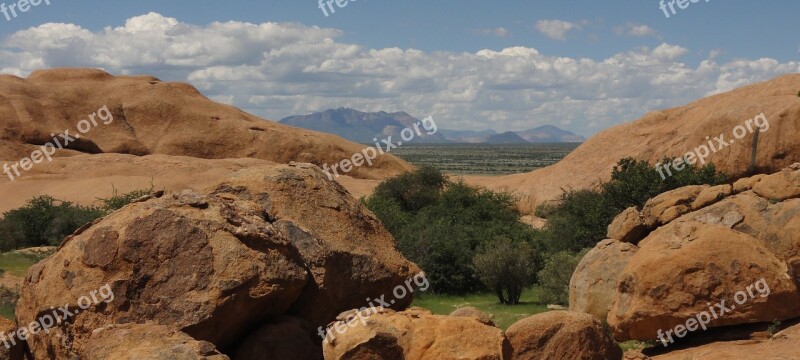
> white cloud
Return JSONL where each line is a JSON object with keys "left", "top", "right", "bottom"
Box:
{"left": 475, "top": 27, "right": 511, "bottom": 38}
{"left": 535, "top": 20, "right": 580, "bottom": 41}
{"left": 1, "top": 13, "right": 798, "bottom": 135}
{"left": 615, "top": 23, "right": 658, "bottom": 37}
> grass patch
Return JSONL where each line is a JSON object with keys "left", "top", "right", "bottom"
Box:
{"left": 0, "top": 252, "right": 48, "bottom": 277}
{"left": 412, "top": 287, "right": 551, "bottom": 330}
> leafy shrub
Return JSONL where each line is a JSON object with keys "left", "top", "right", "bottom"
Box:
{"left": 366, "top": 167, "right": 541, "bottom": 294}
{"left": 473, "top": 237, "right": 537, "bottom": 305}
{"left": 98, "top": 184, "right": 153, "bottom": 212}
{"left": 0, "top": 186, "right": 155, "bottom": 252}
{"left": 538, "top": 157, "right": 727, "bottom": 253}
{"left": 536, "top": 250, "right": 588, "bottom": 305}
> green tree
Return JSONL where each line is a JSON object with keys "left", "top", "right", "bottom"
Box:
{"left": 537, "top": 250, "right": 588, "bottom": 305}
{"left": 473, "top": 237, "right": 537, "bottom": 305}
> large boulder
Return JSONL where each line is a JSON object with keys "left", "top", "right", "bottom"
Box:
{"left": 449, "top": 306, "right": 495, "bottom": 326}
{"left": 607, "top": 207, "right": 648, "bottom": 243}
{"left": 235, "top": 317, "right": 322, "bottom": 360}
{"left": 505, "top": 311, "right": 622, "bottom": 360}
{"left": 84, "top": 324, "right": 228, "bottom": 360}
{"left": 569, "top": 239, "right": 639, "bottom": 320}
{"left": 16, "top": 164, "right": 420, "bottom": 358}
{"left": 322, "top": 308, "right": 510, "bottom": 360}
{"left": 608, "top": 221, "right": 800, "bottom": 341}
{"left": 642, "top": 185, "right": 707, "bottom": 227}
{"left": 0, "top": 317, "right": 25, "bottom": 360}
{"left": 652, "top": 322, "right": 800, "bottom": 359}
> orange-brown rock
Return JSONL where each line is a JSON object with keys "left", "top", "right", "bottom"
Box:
{"left": 449, "top": 306, "right": 496, "bottom": 326}
{"left": 505, "top": 311, "right": 622, "bottom": 360}
{"left": 642, "top": 185, "right": 707, "bottom": 227}
{"left": 85, "top": 323, "right": 228, "bottom": 360}
{"left": 235, "top": 317, "right": 322, "bottom": 360}
{"left": 691, "top": 184, "right": 732, "bottom": 210}
{"left": 570, "top": 239, "right": 639, "bottom": 320}
{"left": 732, "top": 174, "right": 766, "bottom": 193}
{"left": 652, "top": 322, "right": 800, "bottom": 359}
{"left": 0, "top": 317, "right": 25, "bottom": 360}
{"left": 751, "top": 164, "right": 800, "bottom": 201}
{"left": 468, "top": 74, "right": 800, "bottom": 214}
{"left": 608, "top": 221, "right": 800, "bottom": 341}
{"left": 15, "top": 164, "right": 419, "bottom": 359}
{"left": 0, "top": 68, "right": 410, "bottom": 180}
{"left": 607, "top": 207, "right": 648, "bottom": 243}
{"left": 322, "top": 308, "right": 510, "bottom": 360}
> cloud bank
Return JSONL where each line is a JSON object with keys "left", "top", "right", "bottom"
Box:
{"left": 1, "top": 12, "right": 798, "bottom": 134}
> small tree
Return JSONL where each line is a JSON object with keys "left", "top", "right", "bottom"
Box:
{"left": 537, "top": 250, "right": 588, "bottom": 305}
{"left": 473, "top": 237, "right": 537, "bottom": 305}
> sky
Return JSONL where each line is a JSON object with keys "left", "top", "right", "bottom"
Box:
{"left": 0, "top": 0, "right": 798, "bottom": 136}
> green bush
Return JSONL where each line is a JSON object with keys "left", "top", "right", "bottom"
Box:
{"left": 473, "top": 237, "right": 537, "bottom": 305}
{"left": 537, "top": 157, "right": 727, "bottom": 253}
{"left": 366, "top": 167, "right": 542, "bottom": 294}
{"left": 0, "top": 186, "right": 155, "bottom": 252}
{"left": 536, "top": 250, "right": 588, "bottom": 305}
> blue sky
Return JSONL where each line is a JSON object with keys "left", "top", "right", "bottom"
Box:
{"left": 1, "top": 1, "right": 798, "bottom": 135}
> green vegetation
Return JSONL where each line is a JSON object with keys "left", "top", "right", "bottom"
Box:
{"left": 0, "top": 251, "right": 50, "bottom": 277}
{"left": 0, "top": 286, "right": 17, "bottom": 320}
{"left": 473, "top": 238, "right": 537, "bottom": 305}
{"left": 536, "top": 250, "right": 588, "bottom": 305}
{"left": 412, "top": 287, "right": 549, "bottom": 329}
{"left": 0, "top": 186, "right": 154, "bottom": 252}
{"left": 365, "top": 166, "right": 542, "bottom": 295}
{"left": 536, "top": 157, "right": 727, "bottom": 252}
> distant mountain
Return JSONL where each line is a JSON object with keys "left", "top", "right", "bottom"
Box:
{"left": 280, "top": 108, "right": 585, "bottom": 144}
{"left": 485, "top": 131, "right": 529, "bottom": 144}
{"left": 516, "top": 125, "right": 586, "bottom": 143}
{"left": 438, "top": 129, "right": 498, "bottom": 143}
{"left": 279, "top": 108, "right": 449, "bottom": 143}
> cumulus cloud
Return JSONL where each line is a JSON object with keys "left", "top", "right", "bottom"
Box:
{"left": 1, "top": 13, "right": 798, "bottom": 135}
{"left": 535, "top": 20, "right": 580, "bottom": 41}
{"left": 615, "top": 23, "right": 658, "bottom": 38}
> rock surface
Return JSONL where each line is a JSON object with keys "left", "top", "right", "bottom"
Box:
{"left": 235, "top": 317, "right": 321, "bottom": 360}
{"left": 570, "top": 239, "right": 639, "bottom": 320}
{"left": 0, "top": 317, "right": 25, "bottom": 360}
{"left": 449, "top": 306, "right": 496, "bottom": 326}
{"left": 84, "top": 324, "right": 228, "bottom": 360}
{"left": 322, "top": 308, "right": 510, "bottom": 360}
{"left": 651, "top": 322, "right": 800, "bottom": 359}
{"left": 15, "top": 164, "right": 419, "bottom": 359}
{"left": 468, "top": 74, "right": 800, "bottom": 214}
{"left": 607, "top": 207, "right": 648, "bottom": 243}
{"left": 0, "top": 68, "right": 410, "bottom": 181}
{"left": 505, "top": 311, "right": 622, "bottom": 360}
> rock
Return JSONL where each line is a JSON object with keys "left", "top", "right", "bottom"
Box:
{"left": 607, "top": 207, "right": 648, "bottom": 243}
{"left": 0, "top": 317, "right": 25, "bottom": 360}
{"left": 470, "top": 74, "right": 800, "bottom": 214}
{"left": 691, "top": 185, "right": 732, "bottom": 210}
{"left": 235, "top": 317, "right": 322, "bottom": 360}
{"left": 449, "top": 306, "right": 496, "bottom": 326}
{"left": 0, "top": 68, "right": 411, "bottom": 181}
{"left": 84, "top": 324, "right": 228, "bottom": 360}
{"left": 652, "top": 322, "right": 800, "bottom": 359}
{"left": 642, "top": 186, "right": 707, "bottom": 227}
{"left": 322, "top": 309, "right": 510, "bottom": 360}
{"left": 569, "top": 239, "right": 639, "bottom": 320}
{"left": 732, "top": 174, "right": 766, "bottom": 193}
{"left": 505, "top": 311, "right": 622, "bottom": 360}
{"left": 752, "top": 167, "right": 800, "bottom": 201}
{"left": 608, "top": 221, "right": 800, "bottom": 341}
{"left": 16, "top": 164, "right": 419, "bottom": 359}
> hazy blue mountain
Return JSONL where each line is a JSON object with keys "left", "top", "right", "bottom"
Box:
{"left": 280, "top": 108, "right": 585, "bottom": 144}
{"left": 516, "top": 125, "right": 586, "bottom": 143}
{"left": 484, "top": 131, "right": 529, "bottom": 144}
{"left": 279, "top": 108, "right": 449, "bottom": 143}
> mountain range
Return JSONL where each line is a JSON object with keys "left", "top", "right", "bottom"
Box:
{"left": 279, "top": 108, "right": 585, "bottom": 144}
